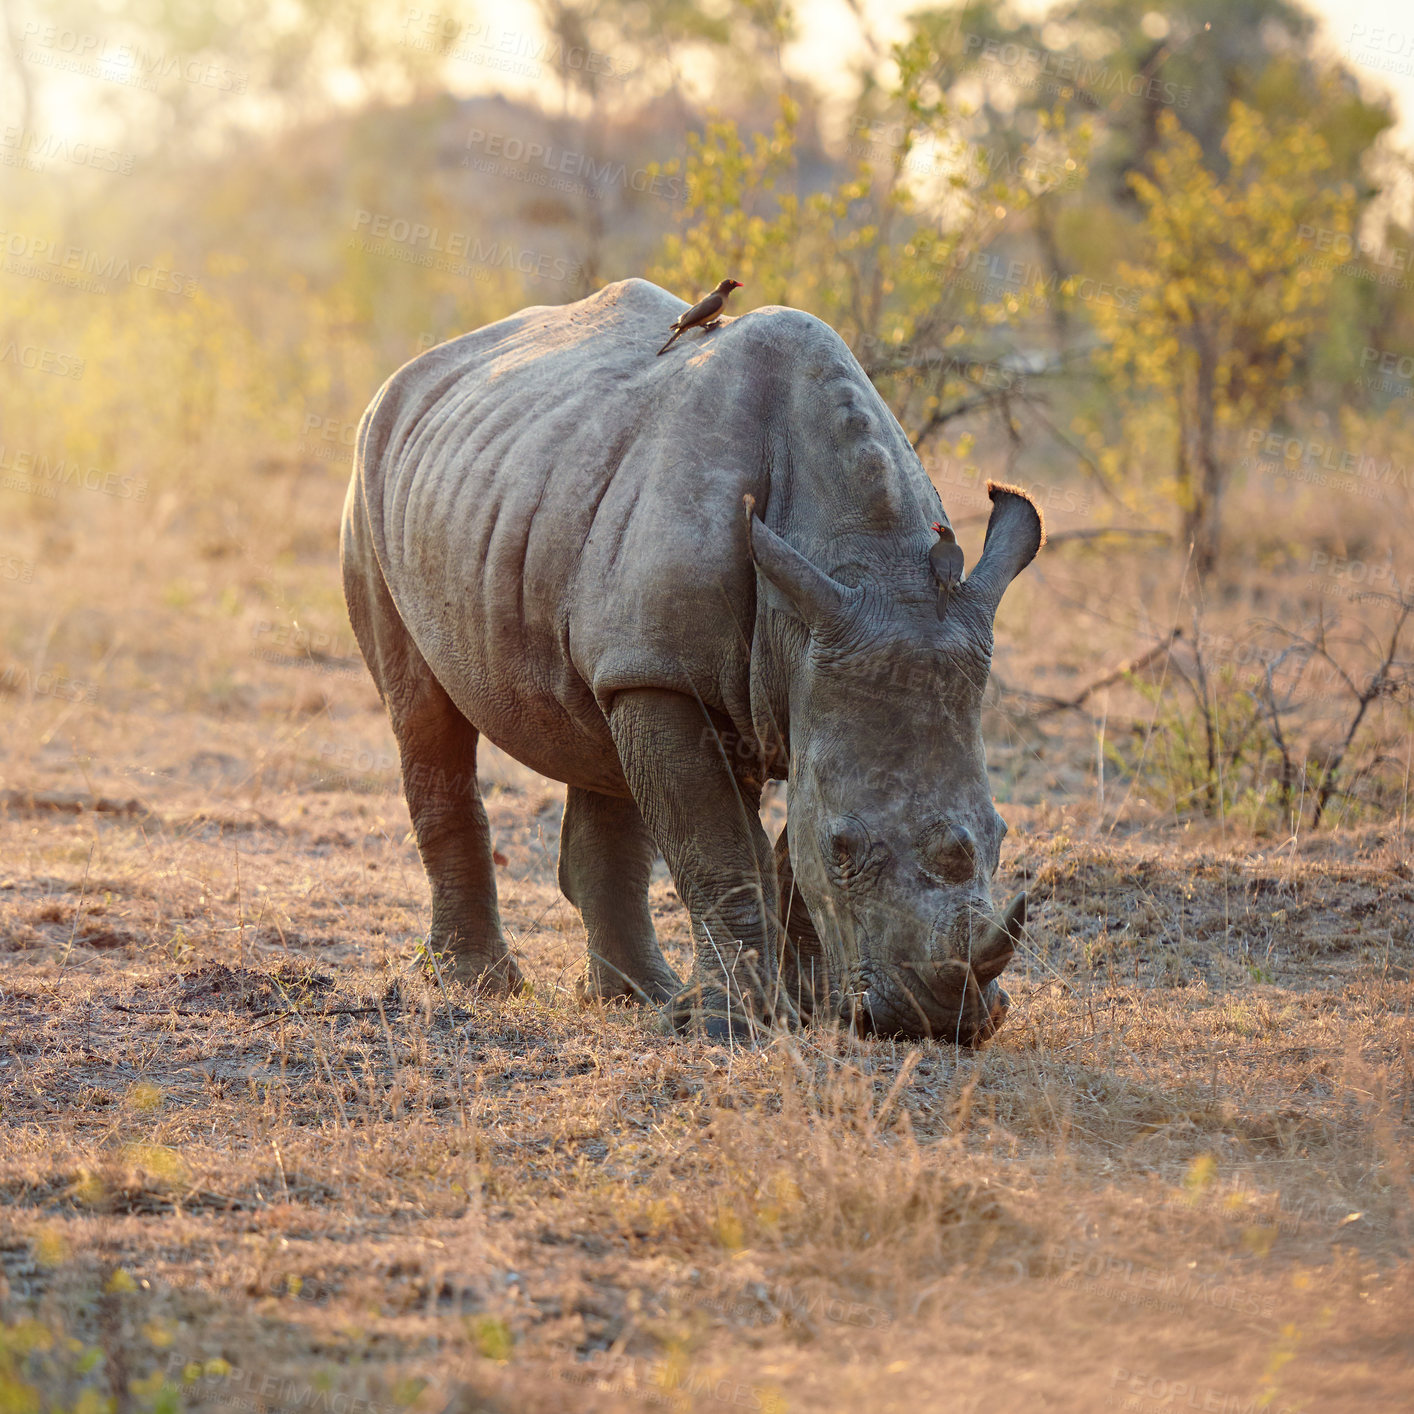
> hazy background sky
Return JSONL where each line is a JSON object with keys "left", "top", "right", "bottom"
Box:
{"left": 16, "top": 0, "right": 1414, "bottom": 153}
{"left": 427, "top": 0, "right": 1414, "bottom": 144}
{"left": 784, "top": 0, "right": 1414, "bottom": 143}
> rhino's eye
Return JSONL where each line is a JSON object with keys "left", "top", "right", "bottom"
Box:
{"left": 922, "top": 823, "right": 977, "bottom": 883}
{"left": 822, "top": 815, "right": 877, "bottom": 889}
{"left": 828, "top": 819, "right": 865, "bottom": 868}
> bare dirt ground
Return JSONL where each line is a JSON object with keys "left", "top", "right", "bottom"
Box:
{"left": 2, "top": 471, "right": 1411, "bottom": 1413}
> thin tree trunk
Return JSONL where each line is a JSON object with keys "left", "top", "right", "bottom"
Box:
{"left": 1187, "top": 321, "right": 1222, "bottom": 577}
{"left": 1176, "top": 357, "right": 1194, "bottom": 556}
{"left": 1032, "top": 197, "right": 1069, "bottom": 345}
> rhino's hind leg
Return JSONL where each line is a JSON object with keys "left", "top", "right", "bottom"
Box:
{"left": 343, "top": 530, "right": 522, "bottom": 995}
{"left": 395, "top": 703, "right": 523, "bottom": 994}
{"left": 557, "top": 786, "right": 681, "bottom": 1005}
{"left": 607, "top": 689, "right": 788, "bottom": 1041}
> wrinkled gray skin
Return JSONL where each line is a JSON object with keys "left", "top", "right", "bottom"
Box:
{"left": 340, "top": 278, "right": 1043, "bottom": 1043}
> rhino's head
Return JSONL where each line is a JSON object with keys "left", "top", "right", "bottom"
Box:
{"left": 751, "top": 483, "right": 1043, "bottom": 1044}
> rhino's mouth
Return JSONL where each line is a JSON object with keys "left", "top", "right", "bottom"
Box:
{"left": 840, "top": 898, "right": 1021, "bottom": 1044}
{"left": 847, "top": 968, "right": 1008, "bottom": 1045}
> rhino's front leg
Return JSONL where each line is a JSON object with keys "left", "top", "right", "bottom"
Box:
{"left": 772, "top": 824, "right": 833, "bottom": 1023}
{"left": 607, "top": 689, "right": 788, "bottom": 1041}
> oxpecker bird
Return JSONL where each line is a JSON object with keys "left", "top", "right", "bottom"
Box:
{"left": 929, "top": 520, "right": 965, "bottom": 619}
{"left": 657, "top": 278, "right": 743, "bottom": 355}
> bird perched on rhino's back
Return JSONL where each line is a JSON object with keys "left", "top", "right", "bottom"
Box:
{"left": 657, "top": 277, "right": 742, "bottom": 355}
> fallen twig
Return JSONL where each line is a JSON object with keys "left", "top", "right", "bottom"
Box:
{"left": 1007, "top": 628, "right": 1183, "bottom": 716}
{"left": 1043, "top": 527, "right": 1171, "bottom": 547}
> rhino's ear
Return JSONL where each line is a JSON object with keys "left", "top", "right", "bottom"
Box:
{"left": 961, "top": 483, "right": 1045, "bottom": 622}
{"left": 744, "top": 494, "right": 853, "bottom": 629}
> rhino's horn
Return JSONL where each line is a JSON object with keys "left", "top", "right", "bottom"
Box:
{"left": 971, "top": 891, "right": 1026, "bottom": 984}
{"left": 745, "top": 495, "right": 854, "bottom": 628}
{"left": 959, "top": 484, "right": 1045, "bottom": 625}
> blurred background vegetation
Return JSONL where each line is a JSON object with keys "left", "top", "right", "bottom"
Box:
{"left": 2, "top": 0, "right": 1411, "bottom": 830}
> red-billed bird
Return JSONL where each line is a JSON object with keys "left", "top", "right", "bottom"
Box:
{"left": 929, "top": 520, "right": 965, "bottom": 619}
{"left": 657, "top": 278, "right": 743, "bottom": 355}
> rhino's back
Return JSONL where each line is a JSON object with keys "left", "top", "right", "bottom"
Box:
{"left": 349, "top": 280, "right": 797, "bottom": 787}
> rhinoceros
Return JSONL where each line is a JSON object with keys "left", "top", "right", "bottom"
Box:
{"left": 340, "top": 278, "right": 1042, "bottom": 1043}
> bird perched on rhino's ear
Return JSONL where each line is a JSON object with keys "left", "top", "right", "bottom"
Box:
{"left": 657, "top": 278, "right": 743, "bottom": 355}
{"left": 929, "top": 520, "right": 965, "bottom": 620}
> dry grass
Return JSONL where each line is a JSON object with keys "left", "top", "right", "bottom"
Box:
{"left": 2, "top": 461, "right": 1412, "bottom": 1413}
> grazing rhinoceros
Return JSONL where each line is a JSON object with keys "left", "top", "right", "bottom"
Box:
{"left": 341, "top": 278, "right": 1042, "bottom": 1043}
